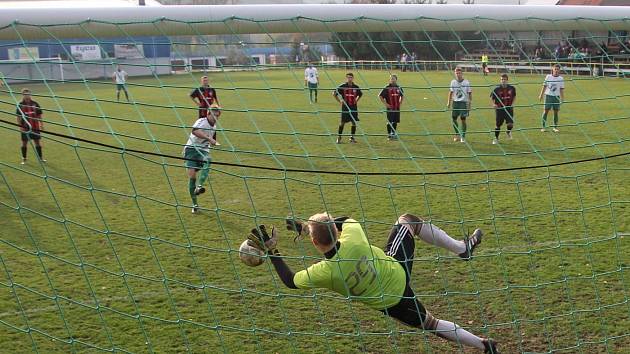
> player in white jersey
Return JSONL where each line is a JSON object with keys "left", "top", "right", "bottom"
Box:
{"left": 538, "top": 64, "right": 565, "bottom": 132}
{"left": 447, "top": 67, "right": 472, "bottom": 143}
{"left": 183, "top": 106, "right": 218, "bottom": 213}
{"left": 112, "top": 65, "right": 129, "bottom": 102}
{"left": 304, "top": 63, "right": 319, "bottom": 103}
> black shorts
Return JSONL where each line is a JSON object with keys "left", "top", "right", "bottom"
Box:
{"left": 381, "top": 224, "right": 427, "bottom": 327}
{"left": 341, "top": 110, "right": 359, "bottom": 123}
{"left": 495, "top": 107, "right": 514, "bottom": 126}
{"left": 384, "top": 223, "right": 416, "bottom": 282}
{"left": 21, "top": 131, "right": 41, "bottom": 142}
{"left": 386, "top": 111, "right": 400, "bottom": 123}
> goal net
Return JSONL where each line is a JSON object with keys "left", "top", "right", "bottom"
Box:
{"left": 0, "top": 4, "right": 628, "bottom": 353}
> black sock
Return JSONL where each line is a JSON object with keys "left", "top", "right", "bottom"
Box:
{"left": 21, "top": 147, "right": 27, "bottom": 159}
{"left": 351, "top": 125, "right": 356, "bottom": 136}
{"left": 392, "top": 122, "right": 398, "bottom": 133}
{"left": 507, "top": 125, "right": 513, "bottom": 133}
{"left": 495, "top": 128, "right": 500, "bottom": 139}
{"left": 338, "top": 125, "right": 344, "bottom": 136}
{"left": 213, "top": 131, "right": 217, "bottom": 140}
{"left": 386, "top": 124, "right": 392, "bottom": 135}
{"left": 36, "top": 146, "right": 42, "bottom": 158}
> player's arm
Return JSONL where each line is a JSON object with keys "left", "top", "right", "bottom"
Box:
{"left": 333, "top": 88, "right": 342, "bottom": 104}
{"left": 399, "top": 88, "right": 404, "bottom": 106}
{"left": 190, "top": 89, "right": 201, "bottom": 106}
{"left": 36, "top": 103, "right": 43, "bottom": 130}
{"left": 247, "top": 225, "right": 298, "bottom": 289}
{"left": 446, "top": 90, "right": 453, "bottom": 108}
{"left": 512, "top": 88, "right": 517, "bottom": 107}
{"left": 490, "top": 90, "right": 498, "bottom": 107}
{"left": 355, "top": 88, "right": 363, "bottom": 103}
{"left": 467, "top": 91, "right": 472, "bottom": 109}
{"left": 304, "top": 70, "right": 308, "bottom": 86}
{"left": 538, "top": 83, "right": 546, "bottom": 101}
{"left": 213, "top": 89, "right": 220, "bottom": 106}
{"left": 16, "top": 107, "right": 24, "bottom": 130}
{"left": 192, "top": 128, "right": 216, "bottom": 145}
{"left": 378, "top": 89, "right": 389, "bottom": 108}
{"left": 559, "top": 87, "right": 564, "bottom": 102}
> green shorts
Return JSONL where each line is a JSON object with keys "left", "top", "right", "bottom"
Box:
{"left": 452, "top": 101, "right": 469, "bottom": 118}
{"left": 307, "top": 82, "right": 318, "bottom": 90}
{"left": 544, "top": 95, "right": 561, "bottom": 110}
{"left": 116, "top": 84, "right": 127, "bottom": 91}
{"left": 184, "top": 147, "right": 210, "bottom": 170}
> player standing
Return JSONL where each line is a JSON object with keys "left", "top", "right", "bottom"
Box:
{"left": 539, "top": 64, "right": 565, "bottom": 132}
{"left": 190, "top": 76, "right": 222, "bottom": 145}
{"left": 112, "top": 65, "right": 129, "bottom": 102}
{"left": 304, "top": 62, "right": 319, "bottom": 103}
{"left": 490, "top": 74, "right": 516, "bottom": 145}
{"left": 16, "top": 88, "right": 45, "bottom": 164}
{"left": 246, "top": 213, "right": 497, "bottom": 353}
{"left": 379, "top": 74, "right": 404, "bottom": 141}
{"left": 447, "top": 67, "right": 472, "bottom": 143}
{"left": 481, "top": 53, "right": 489, "bottom": 76}
{"left": 333, "top": 73, "right": 363, "bottom": 144}
{"left": 183, "top": 106, "right": 218, "bottom": 214}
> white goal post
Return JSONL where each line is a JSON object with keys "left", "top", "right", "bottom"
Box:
{"left": 1, "top": 4, "right": 630, "bottom": 40}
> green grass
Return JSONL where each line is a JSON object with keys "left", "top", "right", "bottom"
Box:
{"left": 0, "top": 68, "right": 629, "bottom": 353}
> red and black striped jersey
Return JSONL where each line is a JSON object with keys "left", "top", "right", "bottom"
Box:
{"left": 16, "top": 100, "right": 43, "bottom": 131}
{"left": 379, "top": 84, "right": 404, "bottom": 110}
{"left": 190, "top": 86, "right": 218, "bottom": 117}
{"left": 491, "top": 85, "right": 516, "bottom": 107}
{"left": 335, "top": 83, "right": 363, "bottom": 110}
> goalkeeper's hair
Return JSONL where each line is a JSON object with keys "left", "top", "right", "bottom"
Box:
{"left": 308, "top": 213, "right": 337, "bottom": 246}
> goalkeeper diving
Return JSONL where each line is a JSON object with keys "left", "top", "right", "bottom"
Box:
{"left": 246, "top": 213, "right": 498, "bottom": 353}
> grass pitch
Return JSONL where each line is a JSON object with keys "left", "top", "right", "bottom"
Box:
{"left": 0, "top": 68, "right": 629, "bottom": 353}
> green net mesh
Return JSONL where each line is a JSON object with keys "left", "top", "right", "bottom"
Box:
{"left": 0, "top": 13, "right": 629, "bottom": 354}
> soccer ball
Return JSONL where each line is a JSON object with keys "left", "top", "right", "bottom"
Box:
{"left": 239, "top": 240, "right": 265, "bottom": 267}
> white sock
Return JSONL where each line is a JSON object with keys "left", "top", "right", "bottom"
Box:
{"left": 418, "top": 223, "right": 466, "bottom": 255}
{"left": 435, "top": 319, "right": 485, "bottom": 350}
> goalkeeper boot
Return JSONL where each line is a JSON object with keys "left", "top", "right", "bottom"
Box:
{"left": 194, "top": 185, "right": 206, "bottom": 196}
{"left": 459, "top": 228, "right": 482, "bottom": 261}
{"left": 483, "top": 338, "right": 499, "bottom": 354}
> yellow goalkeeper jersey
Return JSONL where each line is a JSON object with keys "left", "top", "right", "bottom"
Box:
{"left": 293, "top": 219, "right": 407, "bottom": 310}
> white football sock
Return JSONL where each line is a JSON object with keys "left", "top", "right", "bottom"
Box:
{"left": 417, "top": 223, "right": 466, "bottom": 255}
{"left": 435, "top": 319, "right": 485, "bottom": 350}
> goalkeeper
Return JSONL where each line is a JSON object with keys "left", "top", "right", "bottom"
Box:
{"left": 247, "top": 213, "right": 498, "bottom": 353}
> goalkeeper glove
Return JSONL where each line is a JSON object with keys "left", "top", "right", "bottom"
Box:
{"left": 247, "top": 225, "right": 279, "bottom": 254}
{"left": 285, "top": 216, "right": 307, "bottom": 242}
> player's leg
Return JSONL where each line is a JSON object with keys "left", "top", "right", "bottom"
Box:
{"left": 33, "top": 134, "right": 44, "bottom": 162}
{"left": 384, "top": 218, "right": 416, "bottom": 278}
{"left": 541, "top": 96, "right": 551, "bottom": 131}
{"left": 337, "top": 116, "right": 346, "bottom": 144}
{"left": 123, "top": 86, "right": 129, "bottom": 102}
{"left": 20, "top": 134, "right": 28, "bottom": 164}
{"left": 552, "top": 105, "right": 560, "bottom": 132}
{"left": 196, "top": 155, "right": 211, "bottom": 194}
{"left": 397, "top": 214, "right": 482, "bottom": 260}
{"left": 506, "top": 108, "right": 514, "bottom": 139}
{"left": 313, "top": 87, "right": 317, "bottom": 103}
{"left": 390, "top": 112, "right": 400, "bottom": 139}
{"left": 460, "top": 117, "right": 467, "bottom": 142}
{"left": 493, "top": 110, "right": 504, "bottom": 144}
{"left": 349, "top": 111, "right": 358, "bottom": 143}
{"left": 116, "top": 85, "right": 121, "bottom": 101}
{"left": 451, "top": 114, "right": 461, "bottom": 142}
{"left": 382, "top": 286, "right": 497, "bottom": 353}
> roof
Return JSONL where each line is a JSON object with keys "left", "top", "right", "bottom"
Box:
{"left": 558, "top": 0, "right": 630, "bottom": 4}
{"left": 0, "top": 0, "right": 162, "bottom": 7}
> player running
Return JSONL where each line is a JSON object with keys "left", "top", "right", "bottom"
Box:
{"left": 183, "top": 105, "right": 219, "bottom": 214}
{"left": 379, "top": 74, "right": 404, "bottom": 141}
{"left": 539, "top": 64, "right": 565, "bottom": 132}
{"left": 333, "top": 73, "right": 363, "bottom": 144}
{"left": 246, "top": 213, "right": 498, "bottom": 353}
{"left": 490, "top": 74, "right": 516, "bottom": 145}
{"left": 190, "top": 76, "right": 222, "bottom": 145}
{"left": 447, "top": 67, "right": 472, "bottom": 143}
{"left": 304, "top": 62, "right": 319, "bottom": 103}
{"left": 16, "top": 88, "right": 45, "bottom": 164}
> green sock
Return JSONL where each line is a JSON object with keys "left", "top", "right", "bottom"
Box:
{"left": 553, "top": 111, "right": 559, "bottom": 127}
{"left": 461, "top": 121, "right": 467, "bottom": 137}
{"left": 198, "top": 164, "right": 210, "bottom": 187}
{"left": 452, "top": 118, "right": 460, "bottom": 135}
{"left": 542, "top": 111, "right": 548, "bottom": 127}
{"left": 189, "top": 178, "right": 197, "bottom": 205}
